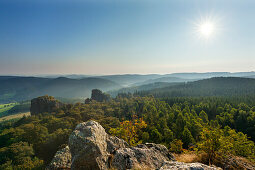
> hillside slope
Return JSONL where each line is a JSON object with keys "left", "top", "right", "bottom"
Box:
{"left": 137, "top": 77, "right": 255, "bottom": 97}
{"left": 0, "top": 77, "right": 121, "bottom": 103}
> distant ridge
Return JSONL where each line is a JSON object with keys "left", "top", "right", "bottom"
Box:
{"left": 0, "top": 76, "right": 121, "bottom": 103}
{"left": 95, "top": 71, "right": 255, "bottom": 86}
{"left": 136, "top": 77, "right": 255, "bottom": 97}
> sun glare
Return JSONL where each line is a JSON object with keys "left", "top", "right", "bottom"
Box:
{"left": 199, "top": 21, "right": 215, "bottom": 38}
{"left": 193, "top": 14, "right": 221, "bottom": 40}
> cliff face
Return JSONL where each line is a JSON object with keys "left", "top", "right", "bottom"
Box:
{"left": 30, "top": 95, "right": 63, "bottom": 115}
{"left": 49, "top": 121, "right": 221, "bottom": 170}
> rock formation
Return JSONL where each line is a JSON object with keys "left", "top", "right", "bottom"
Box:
{"left": 47, "top": 146, "right": 71, "bottom": 170}
{"left": 220, "top": 155, "right": 255, "bottom": 170}
{"left": 84, "top": 98, "right": 92, "bottom": 104}
{"left": 91, "top": 89, "right": 110, "bottom": 102}
{"left": 30, "top": 95, "right": 63, "bottom": 115}
{"left": 49, "top": 120, "right": 221, "bottom": 170}
{"left": 111, "top": 143, "right": 175, "bottom": 170}
{"left": 68, "top": 121, "right": 128, "bottom": 170}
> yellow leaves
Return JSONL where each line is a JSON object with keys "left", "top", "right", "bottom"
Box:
{"left": 109, "top": 115, "right": 147, "bottom": 146}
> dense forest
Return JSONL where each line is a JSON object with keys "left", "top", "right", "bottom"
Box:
{"left": 0, "top": 93, "right": 254, "bottom": 169}
{"left": 136, "top": 77, "right": 255, "bottom": 97}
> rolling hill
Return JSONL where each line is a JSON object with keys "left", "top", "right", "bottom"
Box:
{"left": 0, "top": 76, "right": 121, "bottom": 103}
{"left": 109, "top": 82, "right": 181, "bottom": 97}
{"left": 137, "top": 77, "right": 255, "bottom": 97}
{"left": 245, "top": 75, "right": 255, "bottom": 79}
{"left": 134, "top": 76, "right": 197, "bottom": 86}
{"left": 94, "top": 72, "right": 255, "bottom": 86}
{"left": 95, "top": 74, "right": 163, "bottom": 86}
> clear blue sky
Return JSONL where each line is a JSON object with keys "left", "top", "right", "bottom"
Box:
{"left": 0, "top": 0, "right": 254, "bottom": 75}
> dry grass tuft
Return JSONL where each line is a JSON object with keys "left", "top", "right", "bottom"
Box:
{"left": 173, "top": 152, "right": 208, "bottom": 164}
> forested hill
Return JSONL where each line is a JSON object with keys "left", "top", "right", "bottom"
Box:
{"left": 0, "top": 77, "right": 121, "bottom": 103}
{"left": 137, "top": 77, "right": 255, "bottom": 97}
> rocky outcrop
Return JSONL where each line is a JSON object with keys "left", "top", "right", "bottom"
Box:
{"left": 219, "top": 155, "right": 255, "bottom": 170}
{"left": 68, "top": 121, "right": 128, "bottom": 170}
{"left": 47, "top": 146, "right": 71, "bottom": 170}
{"left": 91, "top": 89, "right": 110, "bottom": 102}
{"left": 66, "top": 121, "right": 221, "bottom": 170}
{"left": 30, "top": 95, "right": 63, "bottom": 115}
{"left": 84, "top": 89, "right": 111, "bottom": 104}
{"left": 160, "top": 161, "right": 221, "bottom": 170}
{"left": 111, "top": 143, "right": 175, "bottom": 170}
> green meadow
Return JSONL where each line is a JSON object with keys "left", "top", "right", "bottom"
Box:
{"left": 0, "top": 103, "right": 17, "bottom": 116}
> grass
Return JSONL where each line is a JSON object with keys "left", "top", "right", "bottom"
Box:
{"left": 0, "top": 112, "right": 30, "bottom": 122}
{"left": 173, "top": 152, "right": 208, "bottom": 164}
{"left": 0, "top": 103, "right": 18, "bottom": 116}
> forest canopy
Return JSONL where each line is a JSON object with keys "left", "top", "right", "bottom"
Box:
{"left": 0, "top": 92, "right": 255, "bottom": 169}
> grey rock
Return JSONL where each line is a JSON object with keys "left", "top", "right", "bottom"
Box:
{"left": 47, "top": 146, "right": 71, "bottom": 170}
{"left": 160, "top": 161, "right": 222, "bottom": 170}
{"left": 221, "top": 155, "right": 255, "bottom": 170}
{"left": 112, "top": 143, "right": 175, "bottom": 170}
{"left": 68, "top": 121, "right": 128, "bottom": 170}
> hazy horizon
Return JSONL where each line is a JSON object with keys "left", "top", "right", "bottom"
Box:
{"left": 1, "top": 71, "right": 255, "bottom": 77}
{"left": 1, "top": 0, "right": 255, "bottom": 74}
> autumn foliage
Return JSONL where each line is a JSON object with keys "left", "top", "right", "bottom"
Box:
{"left": 109, "top": 115, "right": 147, "bottom": 146}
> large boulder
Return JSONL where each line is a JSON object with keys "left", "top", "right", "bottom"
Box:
{"left": 47, "top": 146, "right": 71, "bottom": 170}
{"left": 68, "top": 121, "right": 220, "bottom": 170}
{"left": 112, "top": 143, "right": 175, "bottom": 170}
{"left": 30, "top": 95, "right": 63, "bottom": 115}
{"left": 68, "top": 121, "right": 128, "bottom": 170}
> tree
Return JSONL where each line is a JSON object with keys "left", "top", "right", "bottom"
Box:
{"left": 142, "top": 132, "right": 150, "bottom": 143}
{"left": 169, "top": 139, "right": 183, "bottom": 153}
{"left": 151, "top": 128, "right": 162, "bottom": 143}
{"left": 199, "top": 110, "right": 209, "bottom": 123}
{"left": 0, "top": 142, "right": 43, "bottom": 169}
{"left": 176, "top": 112, "right": 185, "bottom": 138}
{"left": 109, "top": 115, "right": 147, "bottom": 146}
{"left": 163, "top": 128, "right": 174, "bottom": 143}
{"left": 197, "top": 126, "right": 228, "bottom": 165}
{"left": 182, "top": 127, "right": 194, "bottom": 148}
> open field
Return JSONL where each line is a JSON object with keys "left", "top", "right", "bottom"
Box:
{"left": 0, "top": 112, "right": 30, "bottom": 122}
{"left": 0, "top": 101, "right": 30, "bottom": 118}
{"left": 0, "top": 103, "right": 17, "bottom": 109}
{"left": 0, "top": 103, "right": 17, "bottom": 116}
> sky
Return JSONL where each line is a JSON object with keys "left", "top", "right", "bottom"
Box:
{"left": 0, "top": 0, "right": 254, "bottom": 75}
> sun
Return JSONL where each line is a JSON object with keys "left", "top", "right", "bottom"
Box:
{"left": 199, "top": 21, "right": 215, "bottom": 38}
{"left": 193, "top": 14, "right": 221, "bottom": 40}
